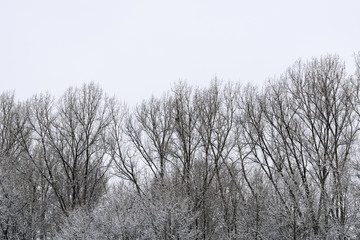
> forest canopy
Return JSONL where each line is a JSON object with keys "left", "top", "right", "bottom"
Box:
{"left": 1, "top": 54, "right": 360, "bottom": 239}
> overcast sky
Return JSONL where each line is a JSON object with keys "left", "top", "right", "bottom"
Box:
{"left": 1, "top": 0, "right": 359, "bottom": 105}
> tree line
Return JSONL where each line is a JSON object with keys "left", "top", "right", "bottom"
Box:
{"left": 1, "top": 54, "right": 360, "bottom": 239}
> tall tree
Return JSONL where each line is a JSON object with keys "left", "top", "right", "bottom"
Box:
{"left": 24, "top": 83, "right": 112, "bottom": 215}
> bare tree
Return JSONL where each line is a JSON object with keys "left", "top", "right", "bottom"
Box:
{"left": 238, "top": 56, "right": 359, "bottom": 239}
{"left": 2, "top": 53, "right": 360, "bottom": 240}
{"left": 125, "top": 94, "right": 174, "bottom": 181}
{"left": 288, "top": 56, "right": 358, "bottom": 237}
{"left": 195, "top": 80, "right": 239, "bottom": 238}
{"left": 170, "top": 81, "right": 199, "bottom": 189}
{"left": 0, "top": 92, "right": 47, "bottom": 240}
{"left": 108, "top": 100, "right": 143, "bottom": 194}
{"left": 24, "top": 83, "right": 112, "bottom": 216}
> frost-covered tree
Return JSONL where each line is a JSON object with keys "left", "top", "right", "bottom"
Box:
{"left": 2, "top": 54, "right": 360, "bottom": 239}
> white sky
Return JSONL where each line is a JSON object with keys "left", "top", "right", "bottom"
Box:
{"left": 1, "top": 0, "right": 359, "bottom": 105}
